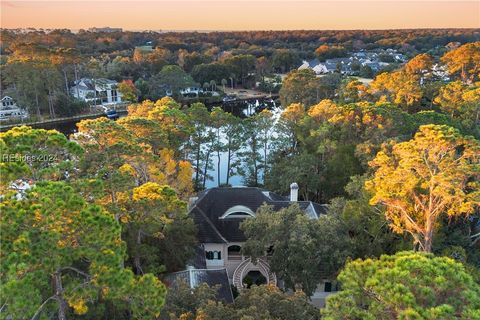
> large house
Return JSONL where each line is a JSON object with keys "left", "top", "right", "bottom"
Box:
{"left": 70, "top": 78, "right": 122, "bottom": 105}
{"left": 298, "top": 58, "right": 354, "bottom": 75}
{"left": 0, "top": 96, "right": 28, "bottom": 121}
{"left": 168, "top": 184, "right": 335, "bottom": 307}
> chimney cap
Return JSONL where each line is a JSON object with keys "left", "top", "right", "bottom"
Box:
{"left": 290, "top": 182, "right": 299, "bottom": 189}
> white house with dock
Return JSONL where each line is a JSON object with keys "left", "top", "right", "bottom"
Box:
{"left": 0, "top": 96, "right": 28, "bottom": 121}
{"left": 70, "top": 78, "right": 122, "bottom": 106}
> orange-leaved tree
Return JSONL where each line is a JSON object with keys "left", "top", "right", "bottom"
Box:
{"left": 366, "top": 125, "right": 480, "bottom": 252}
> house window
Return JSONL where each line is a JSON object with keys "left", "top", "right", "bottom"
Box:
{"left": 206, "top": 250, "right": 221, "bottom": 260}
{"left": 206, "top": 251, "right": 214, "bottom": 260}
{"left": 228, "top": 245, "right": 242, "bottom": 260}
{"left": 324, "top": 282, "right": 332, "bottom": 292}
{"left": 219, "top": 205, "right": 255, "bottom": 219}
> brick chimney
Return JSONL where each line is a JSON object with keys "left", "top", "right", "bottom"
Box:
{"left": 290, "top": 182, "right": 299, "bottom": 202}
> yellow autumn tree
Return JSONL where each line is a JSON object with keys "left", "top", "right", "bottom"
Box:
{"left": 441, "top": 41, "right": 480, "bottom": 84}
{"left": 366, "top": 125, "right": 480, "bottom": 252}
{"left": 117, "top": 182, "right": 188, "bottom": 275}
{"left": 434, "top": 81, "right": 467, "bottom": 117}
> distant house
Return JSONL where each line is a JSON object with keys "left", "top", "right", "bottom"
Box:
{"left": 167, "top": 184, "right": 336, "bottom": 306}
{"left": 180, "top": 87, "right": 204, "bottom": 96}
{"left": 0, "top": 96, "right": 28, "bottom": 121}
{"left": 298, "top": 58, "right": 353, "bottom": 75}
{"left": 70, "top": 78, "right": 122, "bottom": 105}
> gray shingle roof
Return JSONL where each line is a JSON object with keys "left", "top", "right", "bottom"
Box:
{"left": 164, "top": 268, "right": 234, "bottom": 303}
{"left": 190, "top": 187, "right": 327, "bottom": 243}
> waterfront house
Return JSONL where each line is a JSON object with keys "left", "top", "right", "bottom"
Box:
{"left": 168, "top": 183, "right": 336, "bottom": 307}
{"left": 180, "top": 87, "right": 204, "bottom": 96}
{"left": 0, "top": 96, "right": 28, "bottom": 121}
{"left": 70, "top": 78, "right": 122, "bottom": 105}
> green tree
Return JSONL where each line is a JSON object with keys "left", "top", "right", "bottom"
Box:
{"left": 222, "top": 112, "right": 245, "bottom": 186}
{"left": 271, "top": 49, "right": 299, "bottom": 73}
{"left": 279, "top": 69, "right": 320, "bottom": 108}
{"left": 165, "top": 284, "right": 320, "bottom": 320}
{"left": 0, "top": 181, "right": 167, "bottom": 319}
{"left": 153, "top": 65, "right": 196, "bottom": 96}
{"left": 241, "top": 204, "right": 351, "bottom": 297}
{"left": 222, "top": 54, "right": 255, "bottom": 86}
{"left": 191, "top": 63, "right": 231, "bottom": 85}
{"left": 116, "top": 182, "right": 194, "bottom": 276}
{"left": 366, "top": 125, "right": 480, "bottom": 252}
{"left": 322, "top": 251, "right": 480, "bottom": 320}
{"left": 185, "top": 102, "right": 215, "bottom": 190}
{"left": 118, "top": 79, "right": 139, "bottom": 103}
{"left": 232, "top": 285, "right": 320, "bottom": 320}
{"left": 0, "top": 126, "right": 83, "bottom": 190}
{"left": 161, "top": 280, "right": 218, "bottom": 320}
{"left": 434, "top": 81, "right": 467, "bottom": 117}
{"left": 329, "top": 175, "right": 410, "bottom": 259}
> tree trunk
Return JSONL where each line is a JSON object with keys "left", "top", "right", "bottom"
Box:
{"left": 34, "top": 87, "right": 41, "bottom": 118}
{"left": 48, "top": 90, "right": 56, "bottom": 119}
{"left": 74, "top": 64, "right": 80, "bottom": 98}
{"left": 63, "top": 69, "right": 69, "bottom": 96}
{"left": 217, "top": 129, "right": 221, "bottom": 186}
{"left": 202, "top": 144, "right": 213, "bottom": 189}
{"left": 226, "top": 142, "right": 232, "bottom": 186}
{"left": 194, "top": 143, "right": 201, "bottom": 189}
{"left": 134, "top": 230, "right": 143, "bottom": 275}
{"left": 263, "top": 137, "right": 268, "bottom": 184}
{"left": 52, "top": 271, "right": 67, "bottom": 320}
{"left": 423, "top": 215, "right": 434, "bottom": 252}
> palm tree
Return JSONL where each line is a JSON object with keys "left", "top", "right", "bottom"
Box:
{"left": 221, "top": 78, "right": 228, "bottom": 91}
{"left": 203, "top": 82, "right": 210, "bottom": 92}
{"left": 210, "top": 80, "right": 217, "bottom": 92}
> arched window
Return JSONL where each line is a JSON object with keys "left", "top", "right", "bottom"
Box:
{"left": 219, "top": 205, "right": 255, "bottom": 219}
{"left": 228, "top": 245, "right": 242, "bottom": 260}
{"left": 205, "top": 250, "right": 222, "bottom": 260}
{"left": 205, "top": 251, "right": 214, "bottom": 260}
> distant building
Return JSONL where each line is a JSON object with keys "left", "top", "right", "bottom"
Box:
{"left": 0, "top": 96, "right": 28, "bottom": 121}
{"left": 88, "top": 27, "right": 122, "bottom": 33}
{"left": 180, "top": 87, "right": 204, "bottom": 96}
{"left": 70, "top": 78, "right": 122, "bottom": 105}
{"left": 299, "top": 58, "right": 353, "bottom": 75}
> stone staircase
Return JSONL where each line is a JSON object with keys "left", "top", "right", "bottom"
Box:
{"left": 232, "top": 257, "right": 276, "bottom": 289}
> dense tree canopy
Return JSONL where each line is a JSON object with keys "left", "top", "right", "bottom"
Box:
{"left": 322, "top": 251, "right": 480, "bottom": 320}
{"left": 0, "top": 181, "right": 167, "bottom": 319}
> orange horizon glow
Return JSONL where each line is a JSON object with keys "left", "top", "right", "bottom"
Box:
{"left": 1, "top": 1, "right": 479, "bottom": 31}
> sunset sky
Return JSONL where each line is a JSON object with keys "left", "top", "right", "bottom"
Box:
{"left": 1, "top": 0, "right": 479, "bottom": 31}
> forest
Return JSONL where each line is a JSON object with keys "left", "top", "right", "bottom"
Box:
{"left": 1, "top": 28, "right": 479, "bottom": 118}
{"left": 0, "top": 29, "right": 479, "bottom": 320}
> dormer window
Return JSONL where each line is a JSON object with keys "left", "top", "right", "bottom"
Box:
{"left": 219, "top": 205, "right": 255, "bottom": 219}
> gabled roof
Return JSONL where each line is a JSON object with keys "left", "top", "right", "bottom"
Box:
{"left": 164, "top": 268, "right": 234, "bottom": 303}
{"left": 190, "top": 187, "right": 328, "bottom": 243}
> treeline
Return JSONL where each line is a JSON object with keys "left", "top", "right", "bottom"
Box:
{"left": 1, "top": 28, "right": 479, "bottom": 120}
{"left": 2, "top": 28, "right": 479, "bottom": 56}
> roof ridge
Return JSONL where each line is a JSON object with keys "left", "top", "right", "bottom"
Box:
{"left": 194, "top": 204, "right": 228, "bottom": 243}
